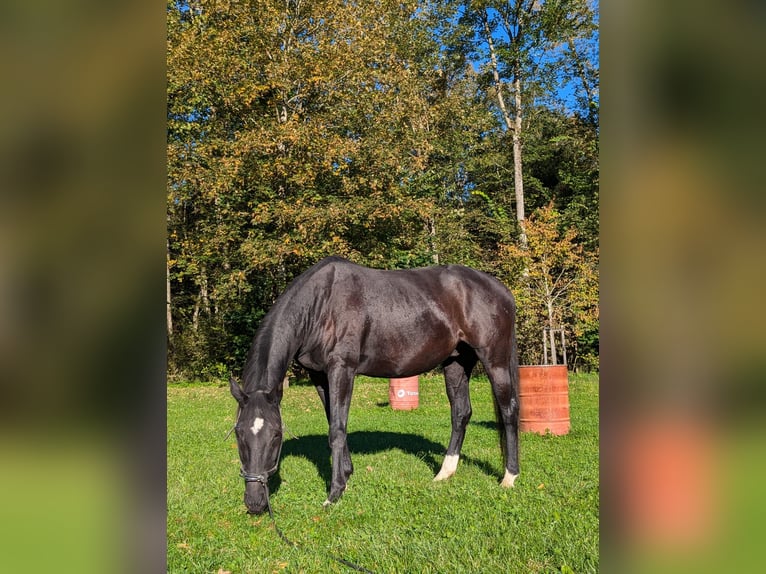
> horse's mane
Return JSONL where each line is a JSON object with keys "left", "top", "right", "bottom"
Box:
{"left": 241, "top": 257, "right": 346, "bottom": 393}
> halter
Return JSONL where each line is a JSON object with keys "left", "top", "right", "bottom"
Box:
{"left": 240, "top": 462, "right": 375, "bottom": 574}
{"left": 229, "top": 407, "right": 373, "bottom": 573}
{"left": 240, "top": 469, "right": 269, "bottom": 484}
{"left": 228, "top": 395, "right": 284, "bottom": 488}
{"left": 239, "top": 434, "right": 283, "bottom": 488}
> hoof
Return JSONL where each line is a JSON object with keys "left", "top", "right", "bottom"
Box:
{"left": 434, "top": 454, "right": 459, "bottom": 481}
{"left": 322, "top": 499, "right": 332, "bottom": 508}
{"left": 500, "top": 471, "right": 518, "bottom": 488}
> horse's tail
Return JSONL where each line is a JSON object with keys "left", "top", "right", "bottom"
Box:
{"left": 493, "top": 389, "right": 505, "bottom": 459}
{"left": 509, "top": 319, "right": 520, "bottom": 416}
{"left": 492, "top": 320, "right": 520, "bottom": 460}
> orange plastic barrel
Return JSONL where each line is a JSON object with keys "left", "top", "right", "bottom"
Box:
{"left": 389, "top": 376, "right": 419, "bottom": 410}
{"left": 518, "top": 365, "right": 570, "bottom": 435}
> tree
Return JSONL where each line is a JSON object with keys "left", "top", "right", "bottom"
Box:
{"left": 457, "top": 0, "right": 598, "bottom": 246}
{"left": 167, "top": 0, "right": 491, "bottom": 377}
{"left": 166, "top": 0, "right": 599, "bottom": 378}
{"left": 500, "top": 204, "right": 598, "bottom": 370}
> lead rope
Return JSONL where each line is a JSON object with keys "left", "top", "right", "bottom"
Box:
{"left": 229, "top": 405, "right": 372, "bottom": 573}
{"left": 259, "top": 480, "right": 375, "bottom": 574}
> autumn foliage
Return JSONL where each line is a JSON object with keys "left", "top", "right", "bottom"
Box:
{"left": 167, "top": 0, "right": 599, "bottom": 378}
{"left": 500, "top": 204, "right": 599, "bottom": 369}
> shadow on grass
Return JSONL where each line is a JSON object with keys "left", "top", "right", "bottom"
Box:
{"left": 270, "top": 430, "right": 502, "bottom": 497}
{"left": 471, "top": 420, "right": 502, "bottom": 432}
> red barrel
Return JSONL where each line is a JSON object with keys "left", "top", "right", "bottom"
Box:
{"left": 389, "top": 376, "right": 419, "bottom": 410}
{"left": 518, "top": 365, "right": 570, "bottom": 435}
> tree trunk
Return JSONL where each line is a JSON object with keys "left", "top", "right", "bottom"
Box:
{"left": 484, "top": 15, "right": 514, "bottom": 133}
{"left": 547, "top": 298, "right": 557, "bottom": 364}
{"left": 166, "top": 240, "right": 173, "bottom": 341}
{"left": 483, "top": 11, "right": 526, "bottom": 247}
{"left": 429, "top": 217, "right": 439, "bottom": 265}
{"left": 568, "top": 39, "right": 597, "bottom": 125}
{"left": 192, "top": 269, "right": 210, "bottom": 333}
{"left": 192, "top": 295, "right": 200, "bottom": 332}
{"left": 200, "top": 270, "right": 210, "bottom": 317}
{"left": 560, "top": 328, "right": 568, "bottom": 367}
{"left": 512, "top": 74, "right": 526, "bottom": 247}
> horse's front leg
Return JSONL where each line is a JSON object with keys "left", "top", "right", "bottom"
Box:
{"left": 323, "top": 363, "right": 355, "bottom": 506}
{"left": 307, "top": 369, "right": 331, "bottom": 426}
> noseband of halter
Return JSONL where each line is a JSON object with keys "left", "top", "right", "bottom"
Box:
{"left": 240, "top": 469, "right": 269, "bottom": 484}
{"left": 239, "top": 438, "right": 282, "bottom": 487}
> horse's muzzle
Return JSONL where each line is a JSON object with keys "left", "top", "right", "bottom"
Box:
{"left": 244, "top": 483, "right": 268, "bottom": 515}
{"left": 246, "top": 502, "right": 268, "bottom": 515}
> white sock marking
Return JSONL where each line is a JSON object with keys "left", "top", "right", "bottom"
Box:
{"left": 500, "top": 470, "right": 518, "bottom": 488}
{"left": 250, "top": 417, "right": 264, "bottom": 437}
{"left": 434, "top": 454, "right": 459, "bottom": 481}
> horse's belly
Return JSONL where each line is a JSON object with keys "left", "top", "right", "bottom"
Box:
{"left": 356, "top": 331, "right": 457, "bottom": 378}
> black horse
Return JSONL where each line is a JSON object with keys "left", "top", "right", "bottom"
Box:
{"left": 229, "top": 256, "right": 520, "bottom": 515}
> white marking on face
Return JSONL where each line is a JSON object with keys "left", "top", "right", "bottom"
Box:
{"left": 250, "top": 417, "right": 265, "bottom": 437}
{"left": 434, "top": 454, "right": 459, "bottom": 481}
{"left": 500, "top": 470, "right": 519, "bottom": 488}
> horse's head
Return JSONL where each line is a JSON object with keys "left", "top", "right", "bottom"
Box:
{"left": 229, "top": 377, "right": 283, "bottom": 515}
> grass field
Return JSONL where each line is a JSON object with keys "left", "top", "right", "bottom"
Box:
{"left": 168, "top": 373, "right": 598, "bottom": 573}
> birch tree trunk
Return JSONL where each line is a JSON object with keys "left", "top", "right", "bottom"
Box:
{"left": 512, "top": 73, "right": 527, "bottom": 246}
{"left": 166, "top": 239, "right": 173, "bottom": 341}
{"left": 483, "top": 11, "right": 527, "bottom": 247}
{"left": 429, "top": 217, "right": 440, "bottom": 265}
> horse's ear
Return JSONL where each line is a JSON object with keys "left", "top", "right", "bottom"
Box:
{"left": 229, "top": 375, "right": 246, "bottom": 405}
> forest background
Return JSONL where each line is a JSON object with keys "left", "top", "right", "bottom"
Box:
{"left": 167, "top": 0, "right": 599, "bottom": 380}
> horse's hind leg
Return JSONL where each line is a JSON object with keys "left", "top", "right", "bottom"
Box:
{"left": 479, "top": 358, "right": 520, "bottom": 488}
{"left": 435, "top": 346, "right": 477, "bottom": 481}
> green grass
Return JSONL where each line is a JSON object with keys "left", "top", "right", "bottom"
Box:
{"left": 168, "top": 373, "right": 599, "bottom": 573}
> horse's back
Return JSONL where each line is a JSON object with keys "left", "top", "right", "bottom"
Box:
{"left": 313, "top": 257, "right": 514, "bottom": 320}
{"left": 296, "top": 258, "right": 514, "bottom": 375}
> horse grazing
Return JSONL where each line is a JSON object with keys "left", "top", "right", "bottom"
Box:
{"left": 229, "top": 256, "right": 520, "bottom": 515}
